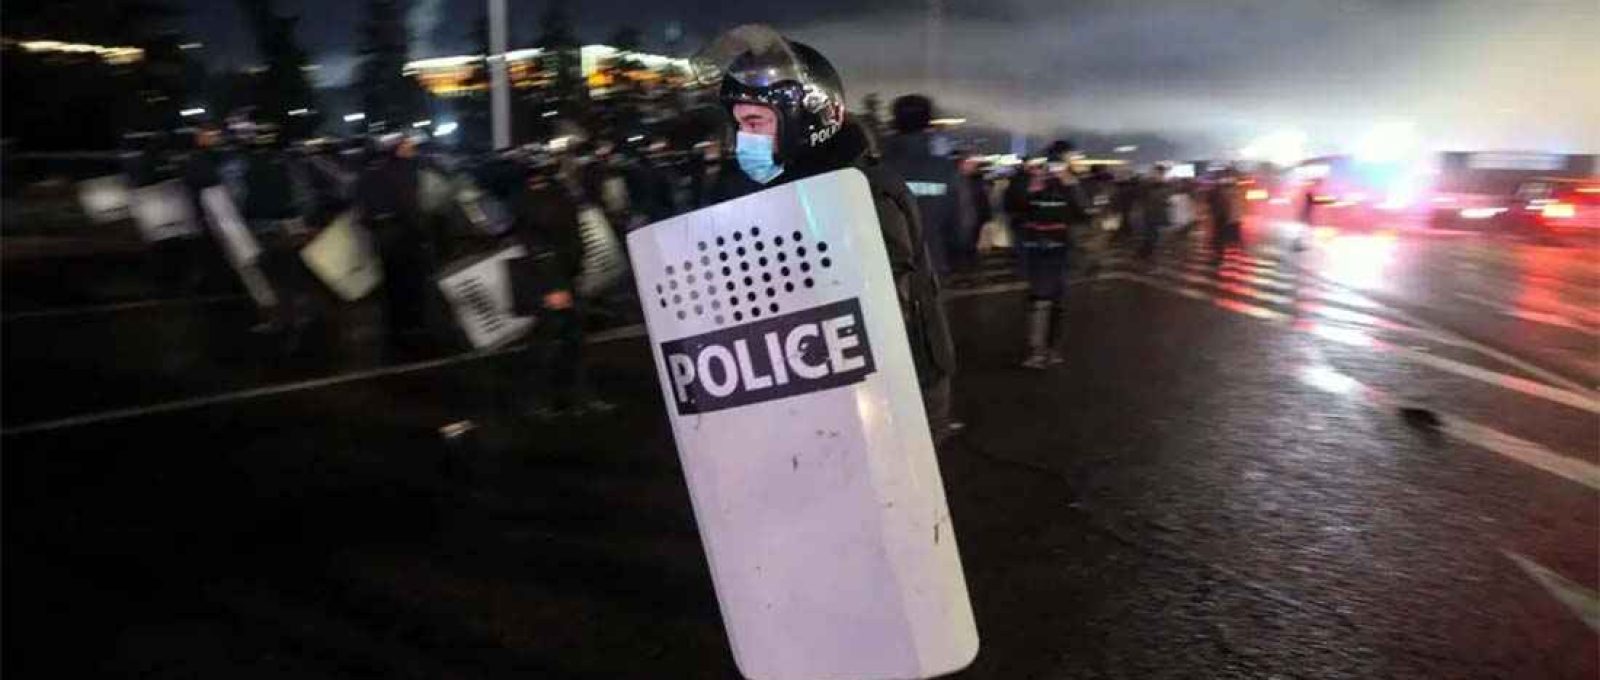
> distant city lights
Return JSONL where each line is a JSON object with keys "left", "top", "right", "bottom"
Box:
{"left": 14, "top": 39, "right": 143, "bottom": 64}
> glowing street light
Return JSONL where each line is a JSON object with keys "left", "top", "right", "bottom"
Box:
{"left": 1355, "top": 121, "right": 1416, "bottom": 164}
{"left": 1240, "top": 130, "right": 1308, "bottom": 167}
{"left": 412, "top": 119, "right": 433, "bottom": 128}
{"left": 179, "top": 107, "right": 206, "bottom": 117}
{"left": 434, "top": 121, "right": 459, "bottom": 137}
{"left": 343, "top": 112, "right": 367, "bottom": 123}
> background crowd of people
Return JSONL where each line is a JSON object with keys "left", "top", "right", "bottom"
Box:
{"left": 102, "top": 83, "right": 1258, "bottom": 424}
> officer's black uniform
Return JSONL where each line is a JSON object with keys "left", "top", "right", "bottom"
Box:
{"left": 356, "top": 145, "right": 430, "bottom": 351}
{"left": 506, "top": 175, "right": 611, "bottom": 418}
{"left": 880, "top": 95, "right": 972, "bottom": 282}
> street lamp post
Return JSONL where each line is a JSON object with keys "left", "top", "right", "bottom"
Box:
{"left": 489, "top": 0, "right": 511, "bottom": 150}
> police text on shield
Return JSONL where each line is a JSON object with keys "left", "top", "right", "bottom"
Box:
{"left": 659, "top": 298, "right": 876, "bottom": 415}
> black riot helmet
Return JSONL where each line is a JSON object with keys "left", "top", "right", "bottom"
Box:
{"left": 890, "top": 94, "right": 933, "bottom": 134}
{"left": 695, "top": 25, "right": 847, "bottom": 164}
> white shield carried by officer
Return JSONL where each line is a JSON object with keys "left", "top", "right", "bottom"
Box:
{"left": 77, "top": 174, "right": 132, "bottom": 224}
{"left": 198, "top": 186, "right": 278, "bottom": 308}
{"left": 299, "top": 210, "right": 383, "bottom": 301}
{"left": 628, "top": 168, "right": 978, "bottom": 680}
{"left": 436, "top": 245, "right": 535, "bottom": 349}
{"left": 130, "top": 179, "right": 202, "bottom": 242}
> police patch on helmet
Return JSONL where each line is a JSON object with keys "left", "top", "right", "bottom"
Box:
{"left": 660, "top": 298, "right": 875, "bottom": 415}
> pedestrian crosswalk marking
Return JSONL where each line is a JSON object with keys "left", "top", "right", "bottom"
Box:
{"left": 1167, "top": 257, "right": 1299, "bottom": 291}
{"left": 1155, "top": 267, "right": 1295, "bottom": 305}
{"left": 1125, "top": 271, "right": 1600, "bottom": 416}
{"left": 1454, "top": 291, "right": 1600, "bottom": 337}
{"left": 1142, "top": 240, "right": 1599, "bottom": 396}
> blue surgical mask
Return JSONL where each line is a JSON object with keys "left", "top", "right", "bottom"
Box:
{"left": 735, "top": 131, "right": 784, "bottom": 184}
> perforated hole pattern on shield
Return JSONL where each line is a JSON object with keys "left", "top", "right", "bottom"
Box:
{"left": 653, "top": 226, "right": 834, "bottom": 326}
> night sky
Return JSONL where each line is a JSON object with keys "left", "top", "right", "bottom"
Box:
{"left": 176, "top": 0, "right": 1600, "bottom": 156}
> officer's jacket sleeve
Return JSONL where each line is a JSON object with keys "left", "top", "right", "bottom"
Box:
{"left": 861, "top": 168, "right": 921, "bottom": 305}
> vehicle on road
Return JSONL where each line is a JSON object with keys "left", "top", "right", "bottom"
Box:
{"left": 1507, "top": 176, "right": 1600, "bottom": 235}
{"left": 1424, "top": 151, "right": 1597, "bottom": 231}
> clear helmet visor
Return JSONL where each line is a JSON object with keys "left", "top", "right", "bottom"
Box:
{"left": 690, "top": 24, "right": 807, "bottom": 89}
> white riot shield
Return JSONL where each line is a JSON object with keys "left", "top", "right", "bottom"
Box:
{"left": 436, "top": 246, "right": 535, "bottom": 349}
{"left": 573, "top": 206, "right": 626, "bottom": 299}
{"left": 130, "top": 180, "right": 201, "bottom": 242}
{"left": 626, "top": 169, "right": 978, "bottom": 680}
{"left": 198, "top": 186, "right": 276, "bottom": 308}
{"left": 77, "top": 175, "right": 132, "bottom": 224}
{"left": 199, "top": 187, "right": 262, "bottom": 265}
{"left": 300, "top": 211, "right": 383, "bottom": 301}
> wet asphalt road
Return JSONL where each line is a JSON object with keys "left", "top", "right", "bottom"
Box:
{"left": 3, "top": 215, "right": 1596, "bottom": 678}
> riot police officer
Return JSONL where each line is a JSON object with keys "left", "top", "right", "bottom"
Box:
{"left": 1009, "top": 141, "right": 1090, "bottom": 370}
{"left": 699, "top": 25, "right": 961, "bottom": 441}
{"left": 881, "top": 94, "right": 974, "bottom": 283}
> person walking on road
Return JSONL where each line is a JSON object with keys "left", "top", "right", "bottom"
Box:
{"left": 1008, "top": 141, "right": 1090, "bottom": 370}
{"left": 1207, "top": 166, "right": 1246, "bottom": 262}
{"left": 701, "top": 27, "right": 962, "bottom": 442}
{"left": 1135, "top": 164, "right": 1172, "bottom": 261}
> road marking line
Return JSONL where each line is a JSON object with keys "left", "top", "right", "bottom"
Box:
{"left": 1127, "top": 273, "right": 1600, "bottom": 415}
{"left": 1296, "top": 364, "right": 1600, "bottom": 491}
{"left": 1251, "top": 228, "right": 1599, "bottom": 395}
{"left": 1134, "top": 270, "right": 1448, "bottom": 345}
{"left": 0, "top": 277, "right": 1075, "bottom": 436}
{"left": 2, "top": 294, "right": 248, "bottom": 322}
{"left": 1454, "top": 291, "right": 1600, "bottom": 336}
{"left": 1152, "top": 267, "right": 1295, "bottom": 305}
{"left": 0, "top": 349, "right": 515, "bottom": 437}
{"left": 1170, "top": 258, "right": 1298, "bottom": 291}
{"left": 1504, "top": 551, "right": 1600, "bottom": 632}
{"left": 1386, "top": 344, "right": 1600, "bottom": 414}
{"left": 1120, "top": 272, "right": 1289, "bottom": 320}
{"left": 1378, "top": 307, "right": 1596, "bottom": 396}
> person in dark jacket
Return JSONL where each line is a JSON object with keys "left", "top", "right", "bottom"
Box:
{"left": 880, "top": 94, "right": 974, "bottom": 284}
{"left": 356, "top": 134, "right": 431, "bottom": 354}
{"left": 507, "top": 166, "right": 615, "bottom": 419}
{"left": 1009, "top": 141, "right": 1090, "bottom": 370}
{"left": 1134, "top": 164, "right": 1172, "bottom": 260}
{"left": 1207, "top": 166, "right": 1245, "bottom": 262}
{"left": 702, "top": 31, "right": 961, "bottom": 442}
{"left": 240, "top": 125, "right": 320, "bottom": 344}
